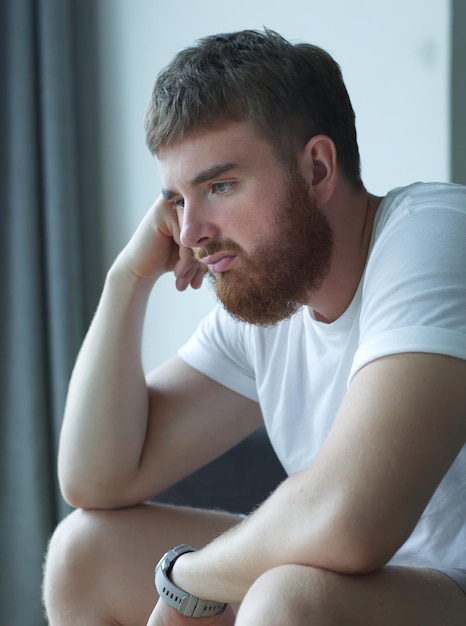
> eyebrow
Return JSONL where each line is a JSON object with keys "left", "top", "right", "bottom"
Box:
{"left": 162, "top": 162, "right": 238, "bottom": 200}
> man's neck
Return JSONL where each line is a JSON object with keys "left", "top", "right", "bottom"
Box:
{"left": 308, "top": 186, "right": 383, "bottom": 324}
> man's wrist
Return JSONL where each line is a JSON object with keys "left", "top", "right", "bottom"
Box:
{"left": 155, "top": 545, "right": 227, "bottom": 618}
{"left": 107, "top": 257, "right": 159, "bottom": 294}
{"left": 170, "top": 549, "right": 197, "bottom": 590}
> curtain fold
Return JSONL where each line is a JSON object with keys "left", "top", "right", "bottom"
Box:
{"left": 0, "top": 1, "right": 101, "bottom": 623}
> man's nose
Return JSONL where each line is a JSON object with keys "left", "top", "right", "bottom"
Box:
{"left": 179, "top": 202, "right": 218, "bottom": 248}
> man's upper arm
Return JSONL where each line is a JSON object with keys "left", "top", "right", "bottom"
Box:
{"left": 132, "top": 355, "right": 262, "bottom": 503}
{"left": 304, "top": 351, "right": 466, "bottom": 571}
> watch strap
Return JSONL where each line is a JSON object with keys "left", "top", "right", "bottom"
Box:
{"left": 155, "top": 544, "right": 227, "bottom": 617}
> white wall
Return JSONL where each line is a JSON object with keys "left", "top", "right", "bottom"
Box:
{"left": 96, "top": 0, "right": 450, "bottom": 370}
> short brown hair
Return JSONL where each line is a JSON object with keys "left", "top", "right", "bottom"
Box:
{"left": 145, "top": 29, "right": 362, "bottom": 188}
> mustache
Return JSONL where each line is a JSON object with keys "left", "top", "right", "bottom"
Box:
{"left": 193, "top": 239, "right": 243, "bottom": 261}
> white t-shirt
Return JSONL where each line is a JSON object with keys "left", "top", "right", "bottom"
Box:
{"left": 179, "top": 182, "right": 466, "bottom": 569}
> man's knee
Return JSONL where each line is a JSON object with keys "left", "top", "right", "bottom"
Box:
{"left": 236, "top": 564, "right": 340, "bottom": 626}
{"left": 43, "top": 508, "right": 113, "bottom": 622}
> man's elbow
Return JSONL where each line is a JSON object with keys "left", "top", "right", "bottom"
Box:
{"left": 282, "top": 475, "right": 401, "bottom": 575}
{"left": 58, "top": 469, "right": 135, "bottom": 510}
{"left": 60, "top": 478, "right": 113, "bottom": 510}
{"left": 334, "top": 540, "right": 394, "bottom": 575}
{"left": 296, "top": 502, "right": 402, "bottom": 575}
{"left": 316, "top": 521, "right": 401, "bottom": 575}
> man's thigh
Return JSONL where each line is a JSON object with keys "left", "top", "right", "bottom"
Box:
{"left": 237, "top": 563, "right": 466, "bottom": 626}
{"left": 44, "top": 503, "right": 242, "bottom": 626}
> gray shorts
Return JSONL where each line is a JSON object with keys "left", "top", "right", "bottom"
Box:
{"left": 437, "top": 568, "right": 466, "bottom": 594}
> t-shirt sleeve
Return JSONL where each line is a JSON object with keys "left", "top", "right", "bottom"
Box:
{"left": 350, "top": 191, "right": 466, "bottom": 380}
{"left": 178, "top": 304, "right": 259, "bottom": 402}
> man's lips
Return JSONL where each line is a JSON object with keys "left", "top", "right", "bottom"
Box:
{"left": 198, "top": 252, "right": 237, "bottom": 273}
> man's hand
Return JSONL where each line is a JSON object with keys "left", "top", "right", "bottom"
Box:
{"left": 116, "top": 196, "right": 205, "bottom": 291}
{"left": 147, "top": 599, "right": 236, "bottom": 626}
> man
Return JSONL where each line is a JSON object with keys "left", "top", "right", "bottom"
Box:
{"left": 43, "top": 29, "right": 466, "bottom": 625}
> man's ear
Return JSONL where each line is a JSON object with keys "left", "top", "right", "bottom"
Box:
{"left": 298, "top": 135, "right": 337, "bottom": 205}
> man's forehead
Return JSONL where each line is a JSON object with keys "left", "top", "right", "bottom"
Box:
{"left": 157, "top": 121, "right": 260, "bottom": 159}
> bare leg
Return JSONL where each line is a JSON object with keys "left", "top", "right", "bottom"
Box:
{"left": 43, "top": 503, "right": 243, "bottom": 626}
{"left": 44, "top": 504, "right": 466, "bottom": 625}
{"left": 236, "top": 563, "right": 466, "bottom": 626}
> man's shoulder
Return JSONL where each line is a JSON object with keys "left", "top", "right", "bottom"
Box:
{"left": 373, "top": 181, "right": 466, "bottom": 239}
{"left": 383, "top": 181, "right": 466, "bottom": 212}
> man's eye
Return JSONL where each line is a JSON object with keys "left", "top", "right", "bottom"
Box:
{"left": 174, "top": 198, "right": 185, "bottom": 210}
{"left": 212, "top": 181, "right": 233, "bottom": 194}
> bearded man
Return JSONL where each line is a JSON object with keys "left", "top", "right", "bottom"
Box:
{"left": 43, "top": 29, "right": 466, "bottom": 626}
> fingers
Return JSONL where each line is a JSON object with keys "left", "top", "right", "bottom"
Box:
{"left": 173, "top": 251, "right": 206, "bottom": 291}
{"left": 125, "top": 196, "right": 209, "bottom": 291}
{"left": 170, "top": 216, "right": 209, "bottom": 291}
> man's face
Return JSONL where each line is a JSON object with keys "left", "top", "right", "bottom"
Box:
{"left": 158, "top": 121, "right": 333, "bottom": 326}
{"left": 195, "top": 171, "right": 333, "bottom": 326}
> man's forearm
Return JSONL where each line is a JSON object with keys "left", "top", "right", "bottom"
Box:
{"left": 58, "top": 262, "right": 155, "bottom": 508}
{"left": 58, "top": 197, "right": 204, "bottom": 509}
{"left": 168, "top": 469, "right": 357, "bottom": 605}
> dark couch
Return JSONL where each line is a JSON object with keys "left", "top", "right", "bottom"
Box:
{"left": 155, "top": 426, "right": 287, "bottom": 515}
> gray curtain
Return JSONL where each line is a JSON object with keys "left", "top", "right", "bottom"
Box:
{"left": 0, "top": 1, "right": 101, "bottom": 624}
{"left": 451, "top": 0, "right": 466, "bottom": 185}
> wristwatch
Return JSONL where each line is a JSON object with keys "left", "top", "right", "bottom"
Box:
{"left": 155, "top": 544, "right": 227, "bottom": 617}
